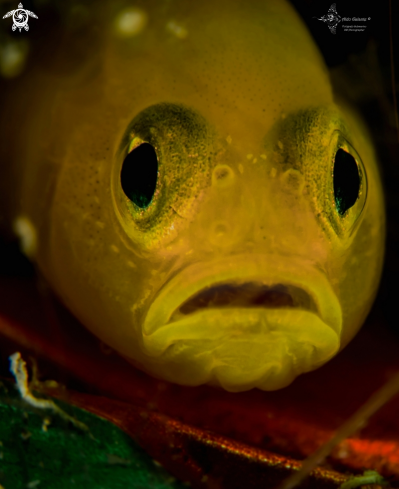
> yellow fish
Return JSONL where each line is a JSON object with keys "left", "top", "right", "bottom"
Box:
{"left": 0, "top": 0, "right": 385, "bottom": 392}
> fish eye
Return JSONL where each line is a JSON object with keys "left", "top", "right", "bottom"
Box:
{"left": 120, "top": 142, "right": 158, "bottom": 209}
{"left": 333, "top": 148, "right": 360, "bottom": 215}
{"left": 327, "top": 131, "right": 367, "bottom": 236}
{"left": 112, "top": 103, "right": 214, "bottom": 248}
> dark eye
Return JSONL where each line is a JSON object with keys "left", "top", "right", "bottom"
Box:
{"left": 333, "top": 148, "right": 360, "bottom": 215}
{"left": 120, "top": 143, "right": 158, "bottom": 208}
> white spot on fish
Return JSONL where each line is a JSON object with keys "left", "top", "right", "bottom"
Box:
{"left": 13, "top": 216, "right": 37, "bottom": 258}
{"left": 0, "top": 40, "right": 28, "bottom": 78}
{"left": 114, "top": 7, "right": 147, "bottom": 37}
{"left": 166, "top": 20, "right": 188, "bottom": 39}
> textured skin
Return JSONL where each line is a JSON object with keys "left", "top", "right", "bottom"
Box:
{"left": 0, "top": 0, "right": 385, "bottom": 391}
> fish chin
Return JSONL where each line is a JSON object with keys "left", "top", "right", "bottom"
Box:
{"left": 142, "top": 308, "right": 339, "bottom": 391}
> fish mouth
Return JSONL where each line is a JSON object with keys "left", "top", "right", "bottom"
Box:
{"left": 173, "top": 282, "right": 318, "bottom": 319}
{"left": 142, "top": 254, "right": 342, "bottom": 391}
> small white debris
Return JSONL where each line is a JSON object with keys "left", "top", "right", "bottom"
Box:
{"left": 260, "top": 154, "right": 267, "bottom": 160}
{"left": 27, "top": 481, "right": 40, "bottom": 489}
{"left": 114, "top": 7, "right": 147, "bottom": 37}
{"left": 246, "top": 154, "right": 253, "bottom": 160}
{"left": 226, "top": 135, "right": 232, "bottom": 144}
{"left": 238, "top": 164, "right": 244, "bottom": 174}
{"left": 13, "top": 216, "right": 37, "bottom": 258}
{"left": 253, "top": 158, "right": 257, "bottom": 163}
{"left": 9, "top": 352, "right": 88, "bottom": 433}
{"left": 271, "top": 168, "right": 277, "bottom": 178}
{"left": 110, "top": 245, "right": 119, "bottom": 253}
{"left": 166, "top": 20, "right": 188, "bottom": 39}
{"left": 96, "top": 221, "right": 105, "bottom": 229}
{"left": 277, "top": 140, "right": 283, "bottom": 150}
{"left": 127, "top": 260, "right": 136, "bottom": 268}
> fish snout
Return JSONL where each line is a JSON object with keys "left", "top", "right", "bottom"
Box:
{"left": 186, "top": 161, "right": 323, "bottom": 259}
{"left": 189, "top": 163, "right": 257, "bottom": 250}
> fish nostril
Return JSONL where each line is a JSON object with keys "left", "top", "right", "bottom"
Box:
{"left": 208, "top": 220, "right": 232, "bottom": 247}
{"left": 212, "top": 164, "right": 235, "bottom": 188}
{"left": 281, "top": 168, "right": 305, "bottom": 194}
{"left": 212, "top": 221, "right": 229, "bottom": 237}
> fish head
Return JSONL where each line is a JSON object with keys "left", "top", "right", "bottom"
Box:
{"left": 33, "top": 0, "right": 385, "bottom": 391}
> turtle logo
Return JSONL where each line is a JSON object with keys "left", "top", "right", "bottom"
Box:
{"left": 2, "top": 2, "right": 38, "bottom": 32}
{"left": 314, "top": 3, "right": 342, "bottom": 35}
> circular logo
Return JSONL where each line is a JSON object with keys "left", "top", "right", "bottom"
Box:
{"left": 12, "top": 8, "right": 29, "bottom": 31}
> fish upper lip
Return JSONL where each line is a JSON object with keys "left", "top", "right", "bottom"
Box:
{"left": 142, "top": 253, "right": 342, "bottom": 337}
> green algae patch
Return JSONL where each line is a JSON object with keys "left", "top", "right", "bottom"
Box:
{"left": 0, "top": 380, "right": 183, "bottom": 489}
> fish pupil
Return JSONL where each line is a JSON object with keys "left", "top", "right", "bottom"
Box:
{"left": 120, "top": 143, "right": 158, "bottom": 208}
{"left": 333, "top": 148, "right": 360, "bottom": 215}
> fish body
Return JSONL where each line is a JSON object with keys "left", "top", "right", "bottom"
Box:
{"left": 0, "top": 0, "right": 385, "bottom": 391}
